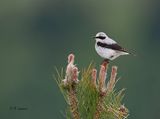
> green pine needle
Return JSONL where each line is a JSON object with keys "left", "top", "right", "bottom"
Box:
{"left": 54, "top": 63, "right": 129, "bottom": 119}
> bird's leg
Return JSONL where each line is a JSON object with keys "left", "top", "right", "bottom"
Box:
{"left": 101, "top": 59, "right": 109, "bottom": 70}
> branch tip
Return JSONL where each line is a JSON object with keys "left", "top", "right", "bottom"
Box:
{"left": 68, "top": 53, "right": 75, "bottom": 64}
{"left": 92, "top": 68, "right": 97, "bottom": 86}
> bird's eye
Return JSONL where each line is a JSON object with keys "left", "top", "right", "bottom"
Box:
{"left": 96, "top": 36, "right": 106, "bottom": 40}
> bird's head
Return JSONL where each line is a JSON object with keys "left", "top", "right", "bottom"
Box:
{"left": 94, "top": 32, "right": 108, "bottom": 42}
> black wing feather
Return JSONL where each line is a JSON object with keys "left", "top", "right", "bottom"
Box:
{"left": 97, "top": 42, "right": 127, "bottom": 52}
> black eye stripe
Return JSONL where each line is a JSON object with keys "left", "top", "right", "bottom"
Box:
{"left": 96, "top": 36, "right": 106, "bottom": 40}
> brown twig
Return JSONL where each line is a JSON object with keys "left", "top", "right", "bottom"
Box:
{"left": 94, "top": 62, "right": 108, "bottom": 119}
{"left": 91, "top": 68, "right": 97, "bottom": 87}
{"left": 62, "top": 54, "right": 80, "bottom": 119}
{"left": 68, "top": 87, "right": 80, "bottom": 119}
{"left": 107, "top": 66, "right": 118, "bottom": 93}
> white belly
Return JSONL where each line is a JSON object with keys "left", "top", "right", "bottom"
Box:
{"left": 95, "top": 44, "right": 127, "bottom": 60}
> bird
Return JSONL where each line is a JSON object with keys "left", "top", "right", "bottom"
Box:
{"left": 94, "top": 32, "right": 130, "bottom": 63}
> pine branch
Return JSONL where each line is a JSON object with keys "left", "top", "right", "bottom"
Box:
{"left": 68, "top": 87, "right": 80, "bottom": 119}
{"left": 94, "top": 64, "right": 108, "bottom": 119}
{"left": 61, "top": 54, "right": 80, "bottom": 119}
{"left": 55, "top": 53, "right": 129, "bottom": 119}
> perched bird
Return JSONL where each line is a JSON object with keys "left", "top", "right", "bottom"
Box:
{"left": 94, "top": 32, "right": 130, "bottom": 62}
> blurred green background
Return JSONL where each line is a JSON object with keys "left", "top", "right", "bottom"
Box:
{"left": 0, "top": 0, "right": 160, "bottom": 119}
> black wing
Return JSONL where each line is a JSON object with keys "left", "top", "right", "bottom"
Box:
{"left": 97, "top": 42, "right": 127, "bottom": 52}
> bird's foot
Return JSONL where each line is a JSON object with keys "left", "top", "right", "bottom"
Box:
{"left": 101, "top": 59, "right": 109, "bottom": 70}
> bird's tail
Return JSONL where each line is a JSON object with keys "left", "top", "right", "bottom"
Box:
{"left": 128, "top": 51, "right": 137, "bottom": 56}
